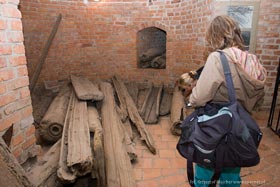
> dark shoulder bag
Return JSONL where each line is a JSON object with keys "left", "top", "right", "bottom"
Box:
{"left": 176, "top": 51, "right": 263, "bottom": 187}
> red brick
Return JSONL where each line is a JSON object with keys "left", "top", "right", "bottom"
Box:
{"left": 0, "top": 112, "right": 21, "bottom": 131}
{"left": 7, "top": 76, "right": 29, "bottom": 90}
{"left": 159, "top": 149, "right": 176, "bottom": 158}
{"left": 17, "top": 66, "right": 28, "bottom": 77}
{"left": 142, "top": 169, "right": 161, "bottom": 180}
{"left": 0, "top": 31, "right": 6, "bottom": 42}
{"left": 136, "top": 180, "right": 158, "bottom": 187}
{"left": 0, "top": 57, "right": 7, "bottom": 68}
{"left": 12, "top": 133, "right": 24, "bottom": 146}
{"left": 158, "top": 174, "right": 186, "bottom": 186}
{"left": 25, "top": 125, "right": 35, "bottom": 137}
{"left": 0, "top": 83, "right": 6, "bottom": 94}
{"left": 0, "top": 68, "right": 14, "bottom": 81}
{"left": 12, "top": 147, "right": 23, "bottom": 159}
{"left": 0, "top": 19, "right": 7, "bottom": 30}
{"left": 153, "top": 158, "right": 171, "bottom": 168}
{"left": 10, "top": 19, "right": 22, "bottom": 31}
{"left": 3, "top": 5, "right": 22, "bottom": 18}
{"left": 0, "top": 44, "right": 12, "bottom": 55}
{"left": 13, "top": 44, "right": 25, "bottom": 54}
{"left": 22, "top": 136, "right": 36, "bottom": 150}
{"left": 9, "top": 55, "right": 26, "bottom": 66}
{"left": 134, "top": 158, "right": 153, "bottom": 169}
{"left": 7, "top": 31, "right": 23, "bottom": 42}
{"left": 21, "top": 105, "right": 32, "bottom": 118}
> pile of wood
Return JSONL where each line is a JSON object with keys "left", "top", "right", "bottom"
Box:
{"left": 139, "top": 47, "right": 166, "bottom": 69}
{"left": 30, "top": 75, "right": 158, "bottom": 187}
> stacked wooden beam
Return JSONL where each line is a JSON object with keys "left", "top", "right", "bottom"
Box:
{"left": 32, "top": 75, "right": 160, "bottom": 187}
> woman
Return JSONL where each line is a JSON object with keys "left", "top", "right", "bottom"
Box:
{"left": 189, "top": 15, "right": 266, "bottom": 186}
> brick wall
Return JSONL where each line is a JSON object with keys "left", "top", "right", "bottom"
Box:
{"left": 256, "top": 0, "right": 280, "bottom": 109}
{"left": 20, "top": 0, "right": 212, "bottom": 86}
{"left": 19, "top": 0, "right": 279, "bottom": 108}
{"left": 0, "top": 0, "right": 38, "bottom": 163}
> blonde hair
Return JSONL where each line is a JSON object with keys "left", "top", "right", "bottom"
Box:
{"left": 206, "top": 15, "right": 245, "bottom": 51}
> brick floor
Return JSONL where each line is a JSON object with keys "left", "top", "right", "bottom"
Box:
{"left": 132, "top": 111, "right": 280, "bottom": 187}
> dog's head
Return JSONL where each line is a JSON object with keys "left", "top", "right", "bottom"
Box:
{"left": 176, "top": 71, "right": 198, "bottom": 98}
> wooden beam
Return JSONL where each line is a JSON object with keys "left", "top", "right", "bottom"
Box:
{"left": 100, "top": 82, "right": 136, "bottom": 187}
{"left": 29, "top": 14, "right": 62, "bottom": 92}
{"left": 71, "top": 75, "right": 104, "bottom": 101}
{"left": 88, "top": 106, "right": 106, "bottom": 187}
{"left": 112, "top": 76, "right": 156, "bottom": 154}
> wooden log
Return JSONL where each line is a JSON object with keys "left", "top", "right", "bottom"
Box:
{"left": 159, "top": 87, "right": 172, "bottom": 116}
{"left": 57, "top": 91, "right": 77, "bottom": 184}
{"left": 0, "top": 138, "right": 35, "bottom": 187}
{"left": 150, "top": 54, "right": 166, "bottom": 69}
{"left": 28, "top": 140, "right": 61, "bottom": 187}
{"left": 30, "top": 14, "right": 62, "bottom": 93}
{"left": 113, "top": 76, "right": 156, "bottom": 154}
{"left": 139, "top": 47, "right": 165, "bottom": 63}
{"left": 71, "top": 74, "right": 104, "bottom": 101}
{"left": 170, "top": 86, "right": 186, "bottom": 136}
{"left": 100, "top": 82, "right": 136, "bottom": 187}
{"left": 39, "top": 84, "right": 71, "bottom": 144}
{"left": 87, "top": 106, "right": 106, "bottom": 187}
{"left": 67, "top": 93, "right": 93, "bottom": 176}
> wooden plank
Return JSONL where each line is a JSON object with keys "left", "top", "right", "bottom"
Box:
{"left": 71, "top": 75, "right": 104, "bottom": 101}
{"left": 0, "top": 138, "right": 34, "bottom": 187}
{"left": 30, "top": 14, "right": 62, "bottom": 93}
{"left": 67, "top": 93, "right": 93, "bottom": 176}
{"left": 113, "top": 76, "right": 156, "bottom": 154}
{"left": 87, "top": 105, "right": 106, "bottom": 187}
{"left": 57, "top": 91, "right": 77, "bottom": 184}
{"left": 100, "top": 82, "right": 136, "bottom": 187}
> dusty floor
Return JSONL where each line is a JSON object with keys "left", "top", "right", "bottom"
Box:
{"left": 132, "top": 111, "right": 280, "bottom": 187}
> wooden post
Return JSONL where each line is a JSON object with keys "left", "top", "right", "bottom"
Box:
{"left": 29, "top": 14, "right": 62, "bottom": 92}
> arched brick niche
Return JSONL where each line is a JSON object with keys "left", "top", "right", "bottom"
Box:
{"left": 137, "top": 27, "right": 166, "bottom": 69}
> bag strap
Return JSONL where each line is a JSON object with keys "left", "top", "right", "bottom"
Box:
{"left": 187, "top": 160, "right": 195, "bottom": 187}
{"left": 186, "top": 147, "right": 195, "bottom": 187}
{"left": 206, "top": 51, "right": 235, "bottom": 187}
{"left": 217, "top": 51, "right": 237, "bottom": 103}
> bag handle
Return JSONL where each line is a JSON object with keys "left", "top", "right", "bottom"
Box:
{"left": 218, "top": 51, "right": 237, "bottom": 103}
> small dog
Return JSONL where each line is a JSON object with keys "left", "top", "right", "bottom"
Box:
{"left": 176, "top": 66, "right": 204, "bottom": 98}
